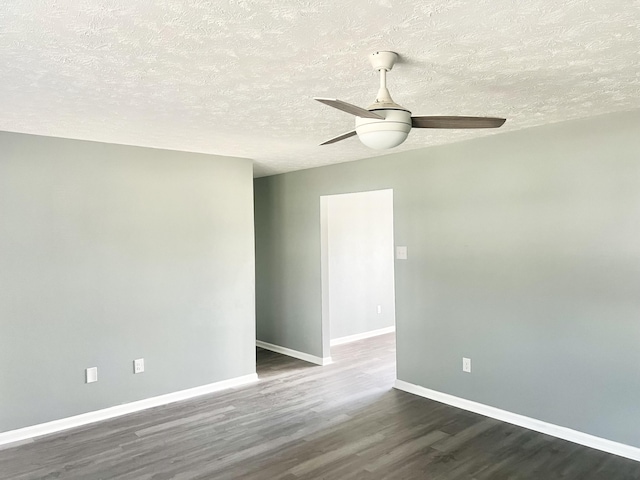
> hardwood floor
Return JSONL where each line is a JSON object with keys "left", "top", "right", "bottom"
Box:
{"left": 1, "top": 333, "right": 639, "bottom": 479}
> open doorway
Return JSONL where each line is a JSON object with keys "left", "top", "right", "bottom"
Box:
{"left": 320, "top": 189, "right": 396, "bottom": 362}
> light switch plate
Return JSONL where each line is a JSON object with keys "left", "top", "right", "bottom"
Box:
{"left": 396, "top": 246, "right": 408, "bottom": 260}
{"left": 86, "top": 367, "right": 98, "bottom": 383}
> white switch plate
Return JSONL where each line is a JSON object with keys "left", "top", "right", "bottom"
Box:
{"left": 134, "top": 358, "right": 145, "bottom": 374}
{"left": 463, "top": 357, "right": 471, "bottom": 373}
{"left": 377, "top": 305, "right": 382, "bottom": 314}
{"left": 396, "top": 246, "right": 408, "bottom": 260}
{"left": 86, "top": 367, "right": 98, "bottom": 383}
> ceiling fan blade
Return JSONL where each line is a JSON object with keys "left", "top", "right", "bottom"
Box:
{"left": 411, "top": 116, "right": 506, "bottom": 129}
{"left": 314, "top": 98, "right": 384, "bottom": 119}
{"left": 320, "top": 130, "right": 357, "bottom": 145}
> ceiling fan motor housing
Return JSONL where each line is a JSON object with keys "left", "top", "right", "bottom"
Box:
{"left": 355, "top": 109, "right": 412, "bottom": 149}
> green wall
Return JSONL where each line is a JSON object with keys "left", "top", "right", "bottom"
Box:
{"left": 254, "top": 110, "right": 640, "bottom": 447}
{"left": 0, "top": 132, "right": 256, "bottom": 432}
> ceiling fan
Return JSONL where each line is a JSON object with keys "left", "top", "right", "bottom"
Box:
{"left": 315, "top": 51, "right": 506, "bottom": 150}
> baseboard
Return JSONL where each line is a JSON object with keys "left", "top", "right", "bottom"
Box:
{"left": 330, "top": 326, "right": 395, "bottom": 346}
{"left": 256, "top": 340, "right": 332, "bottom": 366}
{"left": 0, "top": 373, "right": 258, "bottom": 448}
{"left": 394, "top": 379, "right": 640, "bottom": 463}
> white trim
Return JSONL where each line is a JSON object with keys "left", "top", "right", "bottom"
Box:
{"left": 330, "top": 326, "right": 395, "bottom": 346}
{"left": 0, "top": 373, "right": 258, "bottom": 448}
{"left": 256, "top": 340, "right": 332, "bottom": 366}
{"left": 394, "top": 379, "right": 640, "bottom": 463}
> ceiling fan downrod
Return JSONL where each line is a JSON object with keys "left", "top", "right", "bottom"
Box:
{"left": 368, "top": 52, "right": 408, "bottom": 112}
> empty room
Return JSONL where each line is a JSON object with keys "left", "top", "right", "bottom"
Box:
{"left": 1, "top": 1, "right": 640, "bottom": 479}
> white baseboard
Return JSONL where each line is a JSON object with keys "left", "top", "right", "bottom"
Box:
{"left": 330, "top": 326, "right": 395, "bottom": 346}
{"left": 0, "top": 373, "right": 258, "bottom": 448}
{"left": 394, "top": 379, "right": 640, "bottom": 463}
{"left": 256, "top": 340, "right": 332, "bottom": 366}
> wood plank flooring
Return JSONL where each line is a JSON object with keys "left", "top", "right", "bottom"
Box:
{"left": 1, "top": 333, "right": 639, "bottom": 479}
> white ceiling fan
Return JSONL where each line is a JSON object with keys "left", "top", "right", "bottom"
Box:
{"left": 315, "top": 51, "right": 506, "bottom": 150}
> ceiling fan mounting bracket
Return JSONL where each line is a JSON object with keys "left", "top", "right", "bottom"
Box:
{"left": 369, "top": 51, "right": 398, "bottom": 71}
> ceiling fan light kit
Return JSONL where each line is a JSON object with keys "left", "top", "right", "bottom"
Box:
{"left": 356, "top": 109, "right": 412, "bottom": 149}
{"left": 315, "top": 51, "right": 506, "bottom": 150}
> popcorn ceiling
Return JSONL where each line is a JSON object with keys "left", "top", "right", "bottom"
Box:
{"left": 1, "top": 0, "right": 639, "bottom": 176}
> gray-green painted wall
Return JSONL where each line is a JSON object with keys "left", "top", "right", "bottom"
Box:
{"left": 0, "top": 132, "right": 256, "bottom": 433}
{"left": 254, "top": 110, "right": 640, "bottom": 448}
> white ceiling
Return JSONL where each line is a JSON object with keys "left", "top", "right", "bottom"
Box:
{"left": 1, "top": 1, "right": 639, "bottom": 177}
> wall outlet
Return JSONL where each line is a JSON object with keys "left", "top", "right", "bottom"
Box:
{"left": 396, "top": 246, "right": 408, "bottom": 260}
{"left": 133, "top": 358, "right": 145, "bottom": 374}
{"left": 377, "top": 305, "right": 382, "bottom": 314}
{"left": 462, "top": 357, "right": 471, "bottom": 373}
{"left": 85, "top": 367, "right": 98, "bottom": 383}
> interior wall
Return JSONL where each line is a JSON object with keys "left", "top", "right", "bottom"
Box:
{"left": 325, "top": 190, "right": 395, "bottom": 341}
{"left": 253, "top": 109, "right": 640, "bottom": 448}
{"left": 0, "top": 131, "right": 256, "bottom": 433}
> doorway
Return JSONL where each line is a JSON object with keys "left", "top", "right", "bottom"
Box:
{"left": 320, "top": 189, "right": 396, "bottom": 360}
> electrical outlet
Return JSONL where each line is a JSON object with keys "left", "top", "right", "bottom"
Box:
{"left": 133, "top": 358, "right": 145, "bottom": 374}
{"left": 377, "top": 305, "right": 382, "bottom": 314}
{"left": 462, "top": 357, "right": 471, "bottom": 373}
{"left": 86, "top": 367, "right": 98, "bottom": 383}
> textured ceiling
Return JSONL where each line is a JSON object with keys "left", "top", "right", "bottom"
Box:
{"left": 1, "top": 1, "right": 639, "bottom": 177}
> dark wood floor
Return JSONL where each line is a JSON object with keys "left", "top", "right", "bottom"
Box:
{"left": 2, "top": 333, "right": 640, "bottom": 479}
